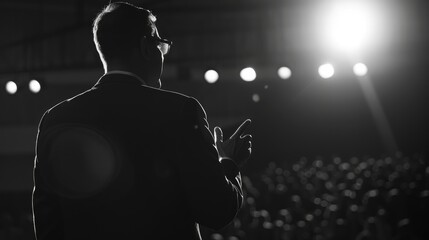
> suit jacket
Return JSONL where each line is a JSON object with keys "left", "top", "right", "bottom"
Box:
{"left": 32, "top": 73, "right": 243, "bottom": 240}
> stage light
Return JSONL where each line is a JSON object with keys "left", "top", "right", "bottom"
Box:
{"left": 240, "top": 67, "right": 256, "bottom": 82}
{"left": 353, "top": 63, "right": 368, "bottom": 77}
{"left": 277, "top": 67, "right": 292, "bottom": 80}
{"left": 5, "top": 81, "right": 18, "bottom": 94}
{"left": 319, "top": 0, "right": 382, "bottom": 55}
{"left": 318, "top": 63, "right": 335, "bottom": 79}
{"left": 29, "top": 79, "right": 41, "bottom": 93}
{"left": 204, "top": 70, "right": 219, "bottom": 83}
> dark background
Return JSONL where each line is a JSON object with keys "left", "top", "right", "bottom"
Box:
{"left": 0, "top": 0, "right": 428, "bottom": 239}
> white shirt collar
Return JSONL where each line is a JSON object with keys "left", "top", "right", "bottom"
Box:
{"left": 104, "top": 70, "right": 146, "bottom": 85}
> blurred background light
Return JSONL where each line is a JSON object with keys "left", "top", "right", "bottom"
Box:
{"left": 28, "top": 79, "right": 42, "bottom": 93}
{"left": 353, "top": 63, "right": 368, "bottom": 77}
{"left": 252, "top": 93, "right": 260, "bottom": 103}
{"left": 318, "top": 63, "right": 335, "bottom": 79}
{"left": 5, "top": 81, "right": 18, "bottom": 95}
{"left": 277, "top": 67, "right": 292, "bottom": 80}
{"left": 240, "top": 67, "right": 256, "bottom": 82}
{"left": 204, "top": 69, "right": 219, "bottom": 83}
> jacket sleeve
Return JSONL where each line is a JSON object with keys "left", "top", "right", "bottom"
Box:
{"left": 32, "top": 110, "right": 65, "bottom": 240}
{"left": 176, "top": 97, "right": 243, "bottom": 230}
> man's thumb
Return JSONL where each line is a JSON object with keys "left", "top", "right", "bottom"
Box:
{"left": 214, "top": 126, "right": 223, "bottom": 143}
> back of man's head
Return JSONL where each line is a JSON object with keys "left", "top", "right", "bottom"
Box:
{"left": 93, "top": 2, "right": 156, "bottom": 67}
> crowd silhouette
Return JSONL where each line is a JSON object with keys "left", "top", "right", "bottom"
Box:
{"left": 1, "top": 152, "right": 427, "bottom": 240}
{"left": 202, "top": 152, "right": 428, "bottom": 240}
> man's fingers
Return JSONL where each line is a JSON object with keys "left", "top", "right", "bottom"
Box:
{"left": 214, "top": 126, "right": 223, "bottom": 143}
{"left": 240, "top": 134, "right": 252, "bottom": 140}
{"left": 230, "top": 119, "right": 251, "bottom": 139}
{"left": 239, "top": 135, "right": 252, "bottom": 149}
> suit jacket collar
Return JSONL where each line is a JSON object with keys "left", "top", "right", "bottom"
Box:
{"left": 93, "top": 71, "right": 146, "bottom": 88}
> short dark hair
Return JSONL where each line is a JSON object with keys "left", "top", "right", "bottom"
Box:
{"left": 93, "top": 2, "right": 156, "bottom": 63}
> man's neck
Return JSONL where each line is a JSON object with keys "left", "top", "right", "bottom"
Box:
{"left": 104, "top": 70, "right": 147, "bottom": 85}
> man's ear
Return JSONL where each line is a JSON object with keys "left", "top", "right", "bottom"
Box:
{"left": 139, "top": 37, "right": 151, "bottom": 60}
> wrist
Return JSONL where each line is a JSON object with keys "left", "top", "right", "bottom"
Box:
{"left": 219, "top": 157, "right": 240, "bottom": 179}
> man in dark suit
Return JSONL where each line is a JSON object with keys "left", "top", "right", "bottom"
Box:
{"left": 32, "top": 2, "right": 252, "bottom": 240}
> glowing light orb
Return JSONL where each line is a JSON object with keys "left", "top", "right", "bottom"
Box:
{"left": 277, "top": 67, "right": 292, "bottom": 79}
{"left": 204, "top": 70, "right": 219, "bottom": 83}
{"left": 318, "top": 63, "right": 335, "bottom": 79}
{"left": 353, "top": 63, "right": 368, "bottom": 77}
{"left": 29, "top": 79, "right": 41, "bottom": 93}
{"left": 240, "top": 67, "right": 256, "bottom": 82}
{"left": 321, "top": 0, "right": 380, "bottom": 54}
{"left": 5, "top": 81, "right": 18, "bottom": 94}
{"left": 252, "top": 93, "right": 260, "bottom": 103}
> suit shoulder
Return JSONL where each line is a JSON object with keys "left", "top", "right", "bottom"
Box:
{"left": 49, "top": 88, "right": 90, "bottom": 109}
{"left": 39, "top": 89, "right": 93, "bottom": 123}
{"left": 143, "top": 87, "right": 207, "bottom": 120}
{"left": 144, "top": 86, "right": 202, "bottom": 108}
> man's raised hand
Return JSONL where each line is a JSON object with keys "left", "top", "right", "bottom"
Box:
{"left": 214, "top": 119, "right": 252, "bottom": 167}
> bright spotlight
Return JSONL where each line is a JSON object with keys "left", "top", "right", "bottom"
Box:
{"left": 5, "top": 81, "right": 18, "bottom": 94}
{"left": 318, "top": 63, "right": 335, "bottom": 79}
{"left": 204, "top": 70, "right": 219, "bottom": 83}
{"left": 240, "top": 67, "right": 256, "bottom": 82}
{"left": 29, "top": 79, "right": 41, "bottom": 93}
{"left": 353, "top": 63, "right": 368, "bottom": 77}
{"left": 278, "top": 67, "right": 292, "bottom": 80}
{"left": 320, "top": 0, "right": 381, "bottom": 54}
